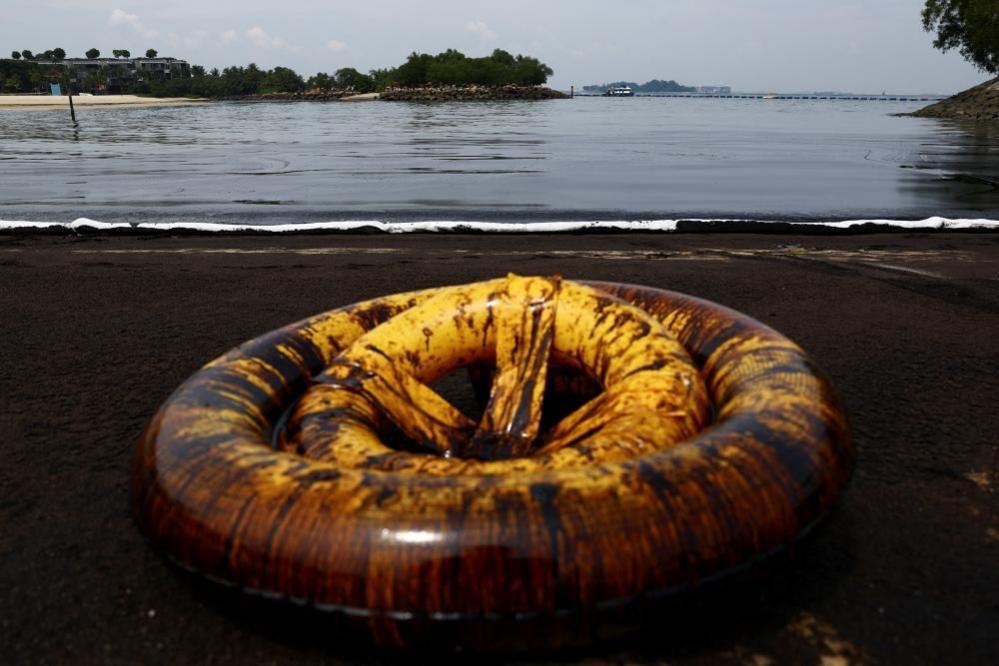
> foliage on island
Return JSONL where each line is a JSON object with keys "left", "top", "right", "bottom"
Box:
{"left": 923, "top": 0, "right": 998, "bottom": 74}
{"left": 388, "top": 49, "right": 552, "bottom": 87}
{"left": 1, "top": 59, "right": 44, "bottom": 92}
{"left": 0, "top": 47, "right": 554, "bottom": 98}
{"left": 582, "top": 80, "right": 697, "bottom": 94}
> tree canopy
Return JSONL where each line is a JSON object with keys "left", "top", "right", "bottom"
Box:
{"left": 334, "top": 67, "right": 375, "bottom": 92}
{"left": 0, "top": 46, "right": 555, "bottom": 97}
{"left": 391, "top": 49, "right": 552, "bottom": 87}
{"left": 923, "top": 0, "right": 999, "bottom": 74}
{"left": 259, "top": 66, "right": 304, "bottom": 93}
{"left": 0, "top": 58, "right": 47, "bottom": 93}
{"left": 8, "top": 47, "right": 65, "bottom": 61}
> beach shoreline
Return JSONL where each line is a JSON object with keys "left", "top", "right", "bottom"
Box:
{"left": 0, "top": 94, "right": 208, "bottom": 109}
{"left": 1, "top": 231, "right": 996, "bottom": 663}
{"left": 2, "top": 216, "right": 998, "bottom": 235}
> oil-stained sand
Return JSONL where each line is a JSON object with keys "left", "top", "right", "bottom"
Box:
{"left": 0, "top": 232, "right": 996, "bottom": 664}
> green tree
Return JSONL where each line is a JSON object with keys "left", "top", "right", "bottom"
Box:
{"left": 306, "top": 72, "right": 333, "bottom": 89}
{"left": 11, "top": 51, "right": 21, "bottom": 60}
{"left": 395, "top": 52, "right": 435, "bottom": 86}
{"left": 512, "top": 55, "right": 553, "bottom": 85}
{"left": 260, "top": 66, "right": 304, "bottom": 93}
{"left": 382, "top": 49, "right": 553, "bottom": 88}
{"left": 368, "top": 68, "right": 395, "bottom": 91}
{"left": 21, "top": 50, "right": 33, "bottom": 59}
{"left": 923, "top": 0, "right": 999, "bottom": 74}
{"left": 52, "top": 47, "right": 65, "bottom": 60}
{"left": 145, "top": 49, "right": 158, "bottom": 58}
{"left": 491, "top": 49, "right": 516, "bottom": 67}
{"left": 334, "top": 67, "right": 374, "bottom": 92}
{"left": 86, "top": 48, "right": 100, "bottom": 59}
{"left": 82, "top": 70, "right": 102, "bottom": 92}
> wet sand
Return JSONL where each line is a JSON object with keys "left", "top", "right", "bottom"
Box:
{"left": 1, "top": 232, "right": 997, "bottom": 664}
{"left": 0, "top": 94, "right": 206, "bottom": 109}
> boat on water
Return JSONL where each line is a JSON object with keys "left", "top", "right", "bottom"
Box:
{"left": 604, "top": 86, "right": 635, "bottom": 97}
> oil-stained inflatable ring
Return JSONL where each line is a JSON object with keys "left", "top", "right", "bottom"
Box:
{"left": 131, "top": 279, "right": 853, "bottom": 652}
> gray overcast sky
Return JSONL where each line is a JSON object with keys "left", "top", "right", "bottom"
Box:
{"left": 2, "top": 0, "right": 987, "bottom": 93}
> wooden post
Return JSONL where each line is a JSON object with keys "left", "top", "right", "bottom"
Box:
{"left": 63, "top": 72, "right": 77, "bottom": 125}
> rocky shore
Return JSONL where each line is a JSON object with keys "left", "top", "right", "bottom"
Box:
{"left": 211, "top": 85, "right": 568, "bottom": 103}
{"left": 911, "top": 77, "right": 999, "bottom": 120}
{"left": 215, "top": 89, "right": 356, "bottom": 102}
{"left": 379, "top": 84, "right": 568, "bottom": 101}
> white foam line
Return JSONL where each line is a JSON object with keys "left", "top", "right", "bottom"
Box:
{"left": 0, "top": 216, "right": 997, "bottom": 233}
{"left": 821, "top": 216, "right": 999, "bottom": 230}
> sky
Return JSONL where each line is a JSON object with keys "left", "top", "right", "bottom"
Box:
{"left": 1, "top": 0, "right": 987, "bottom": 94}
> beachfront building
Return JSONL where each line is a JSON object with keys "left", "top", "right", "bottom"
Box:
{"left": 698, "top": 85, "right": 732, "bottom": 95}
{"left": 28, "top": 56, "right": 190, "bottom": 92}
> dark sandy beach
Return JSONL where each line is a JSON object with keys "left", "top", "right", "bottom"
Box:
{"left": 1, "top": 232, "right": 997, "bottom": 664}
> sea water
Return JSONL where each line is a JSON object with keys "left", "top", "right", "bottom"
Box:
{"left": 1, "top": 96, "right": 998, "bottom": 231}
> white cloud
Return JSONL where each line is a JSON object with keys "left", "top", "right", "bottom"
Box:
{"left": 326, "top": 39, "right": 348, "bottom": 52}
{"left": 108, "top": 8, "right": 158, "bottom": 40}
{"left": 108, "top": 8, "right": 140, "bottom": 28}
{"left": 245, "top": 26, "right": 284, "bottom": 49}
{"left": 465, "top": 19, "right": 497, "bottom": 42}
{"left": 221, "top": 29, "right": 238, "bottom": 44}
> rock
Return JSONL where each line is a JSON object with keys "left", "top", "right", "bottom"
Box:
{"left": 217, "top": 89, "right": 357, "bottom": 102}
{"left": 910, "top": 77, "right": 999, "bottom": 120}
{"left": 379, "top": 85, "right": 568, "bottom": 102}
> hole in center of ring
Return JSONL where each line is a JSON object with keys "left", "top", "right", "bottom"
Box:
{"left": 427, "top": 362, "right": 603, "bottom": 460}
{"left": 273, "top": 361, "right": 603, "bottom": 462}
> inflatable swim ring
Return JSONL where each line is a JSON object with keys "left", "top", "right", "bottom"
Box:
{"left": 131, "top": 276, "right": 853, "bottom": 651}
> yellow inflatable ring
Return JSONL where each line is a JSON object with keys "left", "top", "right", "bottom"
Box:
{"left": 131, "top": 277, "right": 854, "bottom": 651}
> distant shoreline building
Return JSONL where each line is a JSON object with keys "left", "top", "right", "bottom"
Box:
{"left": 28, "top": 56, "right": 190, "bottom": 88}
{"left": 697, "top": 85, "right": 732, "bottom": 95}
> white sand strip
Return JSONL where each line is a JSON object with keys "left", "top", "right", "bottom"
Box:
{"left": 0, "top": 94, "right": 207, "bottom": 109}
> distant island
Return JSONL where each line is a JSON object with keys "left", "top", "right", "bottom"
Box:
{"left": 0, "top": 47, "right": 565, "bottom": 101}
{"left": 583, "top": 79, "right": 698, "bottom": 94}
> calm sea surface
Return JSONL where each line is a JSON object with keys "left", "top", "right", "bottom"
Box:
{"left": 1, "top": 97, "right": 998, "bottom": 225}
